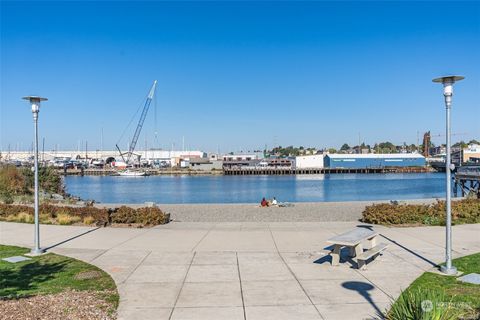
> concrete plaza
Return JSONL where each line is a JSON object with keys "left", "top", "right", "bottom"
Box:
{"left": 1, "top": 221, "right": 479, "bottom": 320}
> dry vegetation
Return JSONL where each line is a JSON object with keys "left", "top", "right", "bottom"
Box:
{"left": 362, "top": 199, "right": 480, "bottom": 226}
{"left": 0, "top": 204, "right": 170, "bottom": 227}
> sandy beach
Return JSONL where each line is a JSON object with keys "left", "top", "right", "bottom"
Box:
{"left": 95, "top": 198, "right": 441, "bottom": 222}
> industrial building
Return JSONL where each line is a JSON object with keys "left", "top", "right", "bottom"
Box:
{"left": 324, "top": 153, "right": 426, "bottom": 169}
{"left": 295, "top": 154, "right": 324, "bottom": 169}
{"left": 189, "top": 158, "right": 223, "bottom": 171}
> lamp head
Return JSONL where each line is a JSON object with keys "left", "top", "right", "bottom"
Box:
{"left": 22, "top": 96, "right": 47, "bottom": 114}
{"left": 22, "top": 96, "right": 48, "bottom": 103}
{"left": 432, "top": 76, "right": 464, "bottom": 96}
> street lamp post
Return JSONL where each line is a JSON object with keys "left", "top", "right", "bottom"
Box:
{"left": 432, "top": 75, "right": 464, "bottom": 275}
{"left": 22, "top": 96, "right": 48, "bottom": 255}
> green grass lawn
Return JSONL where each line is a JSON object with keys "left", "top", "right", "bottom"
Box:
{"left": 0, "top": 244, "right": 118, "bottom": 311}
{"left": 389, "top": 253, "right": 480, "bottom": 319}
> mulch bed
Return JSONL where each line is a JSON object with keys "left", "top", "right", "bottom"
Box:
{"left": 0, "top": 290, "right": 116, "bottom": 320}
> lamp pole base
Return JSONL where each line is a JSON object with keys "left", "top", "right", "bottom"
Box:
{"left": 440, "top": 265, "right": 458, "bottom": 275}
{"left": 28, "top": 248, "right": 46, "bottom": 256}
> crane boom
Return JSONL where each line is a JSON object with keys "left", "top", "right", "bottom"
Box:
{"left": 117, "top": 80, "right": 157, "bottom": 164}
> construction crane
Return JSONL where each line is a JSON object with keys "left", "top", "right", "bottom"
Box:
{"left": 423, "top": 131, "right": 468, "bottom": 157}
{"left": 116, "top": 80, "right": 157, "bottom": 165}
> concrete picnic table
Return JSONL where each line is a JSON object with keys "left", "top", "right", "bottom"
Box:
{"left": 326, "top": 228, "right": 378, "bottom": 266}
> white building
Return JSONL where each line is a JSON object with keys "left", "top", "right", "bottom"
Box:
{"left": 463, "top": 144, "right": 480, "bottom": 163}
{"left": 295, "top": 154, "right": 324, "bottom": 169}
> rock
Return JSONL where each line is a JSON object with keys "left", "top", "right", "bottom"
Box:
{"left": 51, "top": 193, "right": 64, "bottom": 201}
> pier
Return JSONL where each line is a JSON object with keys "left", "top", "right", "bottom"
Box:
{"left": 223, "top": 167, "right": 431, "bottom": 175}
{"left": 454, "top": 165, "right": 480, "bottom": 197}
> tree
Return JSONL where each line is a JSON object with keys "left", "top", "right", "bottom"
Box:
{"left": 340, "top": 143, "right": 350, "bottom": 151}
{"left": 22, "top": 166, "right": 64, "bottom": 194}
{"left": 468, "top": 139, "right": 480, "bottom": 145}
{"left": 376, "top": 141, "right": 397, "bottom": 154}
{"left": 328, "top": 148, "right": 337, "bottom": 154}
{"left": 452, "top": 141, "right": 467, "bottom": 149}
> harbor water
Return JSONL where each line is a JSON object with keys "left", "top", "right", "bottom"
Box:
{"left": 65, "top": 173, "right": 449, "bottom": 204}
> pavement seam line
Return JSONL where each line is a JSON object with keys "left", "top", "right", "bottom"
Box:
{"left": 190, "top": 224, "right": 215, "bottom": 252}
{"left": 168, "top": 251, "right": 197, "bottom": 320}
{"left": 90, "top": 227, "right": 154, "bottom": 263}
{"left": 267, "top": 225, "right": 326, "bottom": 320}
{"left": 236, "top": 252, "right": 247, "bottom": 320}
{"left": 121, "top": 250, "right": 152, "bottom": 285}
{"left": 88, "top": 249, "right": 108, "bottom": 262}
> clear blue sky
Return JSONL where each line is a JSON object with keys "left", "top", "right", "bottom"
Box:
{"left": 1, "top": 1, "right": 479, "bottom": 153}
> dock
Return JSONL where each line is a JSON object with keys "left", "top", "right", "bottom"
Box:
{"left": 454, "top": 165, "right": 480, "bottom": 197}
{"left": 223, "top": 167, "right": 431, "bottom": 175}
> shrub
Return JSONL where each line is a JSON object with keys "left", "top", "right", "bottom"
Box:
{"left": 0, "top": 192, "right": 14, "bottom": 204}
{"left": 0, "top": 203, "right": 168, "bottom": 227}
{"left": 362, "top": 199, "right": 480, "bottom": 226}
{"left": 82, "top": 216, "right": 95, "bottom": 225}
{"left": 0, "top": 165, "right": 29, "bottom": 196}
{"left": 57, "top": 213, "right": 81, "bottom": 225}
{"left": 40, "top": 213, "right": 55, "bottom": 224}
{"left": 15, "top": 212, "right": 34, "bottom": 224}
{"left": 134, "top": 207, "right": 169, "bottom": 226}
{"left": 110, "top": 206, "right": 137, "bottom": 224}
{"left": 386, "top": 288, "right": 460, "bottom": 320}
{"left": 111, "top": 206, "right": 168, "bottom": 226}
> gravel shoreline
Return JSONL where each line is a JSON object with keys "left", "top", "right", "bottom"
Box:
{"left": 95, "top": 198, "right": 441, "bottom": 222}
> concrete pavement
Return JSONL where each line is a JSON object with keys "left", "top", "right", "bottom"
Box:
{"left": 1, "top": 221, "right": 479, "bottom": 320}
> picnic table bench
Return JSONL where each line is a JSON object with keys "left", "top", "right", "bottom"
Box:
{"left": 326, "top": 228, "right": 388, "bottom": 270}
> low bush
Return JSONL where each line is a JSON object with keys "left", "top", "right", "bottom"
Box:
{"left": 57, "top": 213, "right": 82, "bottom": 225}
{"left": 0, "top": 203, "right": 169, "bottom": 227}
{"left": 110, "top": 206, "right": 137, "bottom": 224}
{"left": 111, "top": 206, "right": 168, "bottom": 226}
{"left": 362, "top": 199, "right": 480, "bottom": 226}
{"left": 14, "top": 212, "right": 34, "bottom": 224}
{"left": 82, "top": 216, "right": 95, "bottom": 225}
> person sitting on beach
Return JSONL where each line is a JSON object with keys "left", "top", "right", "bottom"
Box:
{"left": 271, "top": 197, "right": 278, "bottom": 206}
{"left": 261, "top": 197, "right": 269, "bottom": 207}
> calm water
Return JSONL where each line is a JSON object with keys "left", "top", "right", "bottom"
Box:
{"left": 64, "top": 173, "right": 450, "bottom": 204}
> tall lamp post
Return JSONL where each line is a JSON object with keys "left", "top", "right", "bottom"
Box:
{"left": 432, "top": 75, "right": 464, "bottom": 275}
{"left": 23, "top": 96, "right": 48, "bottom": 255}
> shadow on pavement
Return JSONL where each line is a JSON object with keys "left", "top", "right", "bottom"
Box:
{"left": 44, "top": 227, "right": 101, "bottom": 251}
{"left": 356, "top": 224, "right": 438, "bottom": 268}
{"left": 342, "top": 281, "right": 386, "bottom": 319}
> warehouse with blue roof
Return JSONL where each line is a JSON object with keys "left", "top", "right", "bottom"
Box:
{"left": 324, "top": 153, "right": 426, "bottom": 169}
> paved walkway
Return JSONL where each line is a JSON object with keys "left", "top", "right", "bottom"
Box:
{"left": 1, "top": 221, "right": 479, "bottom": 320}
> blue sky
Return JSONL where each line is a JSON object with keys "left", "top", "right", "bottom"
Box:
{"left": 1, "top": 1, "right": 479, "bottom": 153}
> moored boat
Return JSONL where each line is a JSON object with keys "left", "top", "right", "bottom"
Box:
{"left": 118, "top": 170, "right": 149, "bottom": 177}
